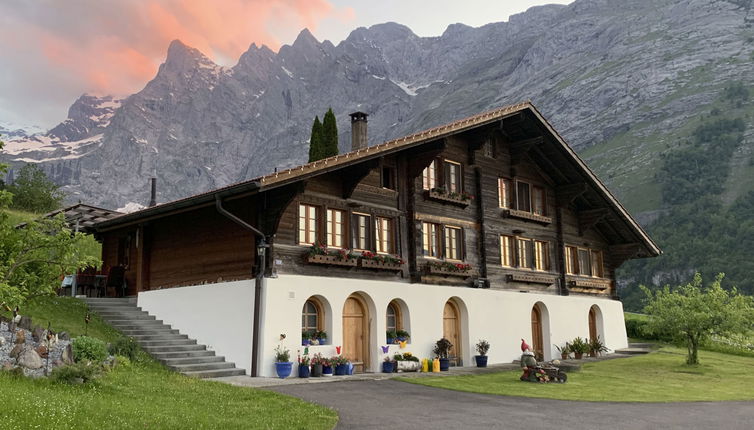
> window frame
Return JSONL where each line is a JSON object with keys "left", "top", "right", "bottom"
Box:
{"left": 444, "top": 225, "right": 463, "bottom": 261}
{"left": 516, "top": 237, "right": 535, "bottom": 270}
{"left": 386, "top": 301, "right": 403, "bottom": 332}
{"left": 298, "top": 203, "right": 319, "bottom": 246}
{"left": 500, "top": 234, "right": 515, "bottom": 267}
{"left": 351, "top": 212, "right": 371, "bottom": 251}
{"left": 443, "top": 159, "right": 462, "bottom": 193}
{"left": 302, "top": 299, "right": 323, "bottom": 333}
{"left": 375, "top": 216, "right": 394, "bottom": 254}
{"left": 498, "top": 177, "right": 513, "bottom": 209}
{"left": 532, "top": 186, "right": 547, "bottom": 216}
{"left": 325, "top": 208, "right": 346, "bottom": 249}
{"left": 534, "top": 240, "right": 550, "bottom": 271}
{"left": 422, "top": 160, "right": 437, "bottom": 190}
{"left": 421, "top": 221, "right": 442, "bottom": 258}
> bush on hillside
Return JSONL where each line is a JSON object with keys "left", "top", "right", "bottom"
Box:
{"left": 72, "top": 336, "right": 108, "bottom": 363}
{"left": 108, "top": 336, "right": 139, "bottom": 361}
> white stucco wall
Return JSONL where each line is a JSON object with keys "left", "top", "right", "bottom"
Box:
{"left": 258, "top": 275, "right": 628, "bottom": 377}
{"left": 134, "top": 275, "right": 627, "bottom": 378}
{"left": 137, "top": 280, "right": 255, "bottom": 373}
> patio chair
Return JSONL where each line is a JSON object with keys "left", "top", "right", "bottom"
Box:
{"left": 105, "top": 266, "right": 127, "bottom": 297}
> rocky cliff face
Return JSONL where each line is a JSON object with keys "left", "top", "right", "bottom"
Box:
{"left": 2, "top": 0, "right": 753, "bottom": 212}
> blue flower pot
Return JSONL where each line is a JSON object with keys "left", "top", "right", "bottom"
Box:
{"left": 334, "top": 364, "right": 347, "bottom": 375}
{"left": 382, "top": 361, "right": 394, "bottom": 373}
{"left": 439, "top": 358, "right": 450, "bottom": 371}
{"left": 318, "top": 338, "right": 327, "bottom": 345}
{"left": 475, "top": 355, "right": 488, "bottom": 368}
{"left": 347, "top": 362, "right": 354, "bottom": 375}
{"left": 301, "top": 339, "right": 310, "bottom": 346}
{"left": 387, "top": 337, "right": 396, "bottom": 344}
{"left": 298, "top": 364, "right": 310, "bottom": 378}
{"left": 322, "top": 365, "right": 333, "bottom": 375}
{"left": 275, "top": 362, "right": 293, "bottom": 379}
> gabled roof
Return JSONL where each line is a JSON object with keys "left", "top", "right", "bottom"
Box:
{"left": 17, "top": 203, "right": 122, "bottom": 234}
{"left": 94, "top": 101, "right": 660, "bottom": 256}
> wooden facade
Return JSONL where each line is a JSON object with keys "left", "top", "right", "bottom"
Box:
{"left": 95, "top": 102, "right": 659, "bottom": 298}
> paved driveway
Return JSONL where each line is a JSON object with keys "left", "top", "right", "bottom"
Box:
{"left": 268, "top": 379, "right": 754, "bottom": 429}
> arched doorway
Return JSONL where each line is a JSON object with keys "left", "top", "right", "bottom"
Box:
{"left": 589, "top": 307, "right": 598, "bottom": 342}
{"left": 531, "top": 305, "right": 544, "bottom": 361}
{"left": 343, "top": 295, "right": 369, "bottom": 373}
{"left": 443, "top": 300, "right": 461, "bottom": 364}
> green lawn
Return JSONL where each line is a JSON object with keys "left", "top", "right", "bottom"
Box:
{"left": 402, "top": 346, "right": 754, "bottom": 402}
{"left": 1, "top": 297, "right": 338, "bottom": 429}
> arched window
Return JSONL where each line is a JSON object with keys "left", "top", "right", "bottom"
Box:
{"left": 302, "top": 299, "right": 322, "bottom": 332}
{"left": 386, "top": 302, "right": 400, "bottom": 332}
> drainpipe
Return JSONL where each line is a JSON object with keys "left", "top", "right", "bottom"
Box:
{"left": 215, "top": 194, "right": 267, "bottom": 377}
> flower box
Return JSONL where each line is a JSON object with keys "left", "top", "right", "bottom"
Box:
{"left": 425, "top": 190, "right": 472, "bottom": 207}
{"left": 502, "top": 209, "right": 552, "bottom": 225}
{"left": 361, "top": 259, "right": 404, "bottom": 271}
{"left": 567, "top": 277, "right": 611, "bottom": 290}
{"left": 425, "top": 263, "right": 474, "bottom": 278}
{"left": 396, "top": 360, "right": 420, "bottom": 372}
{"left": 505, "top": 273, "right": 557, "bottom": 285}
{"left": 306, "top": 254, "right": 358, "bottom": 267}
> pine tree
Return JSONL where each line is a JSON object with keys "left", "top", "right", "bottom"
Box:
{"left": 308, "top": 116, "right": 324, "bottom": 162}
{"left": 322, "top": 108, "right": 338, "bottom": 158}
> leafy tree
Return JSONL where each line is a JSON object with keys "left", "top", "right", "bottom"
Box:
{"left": 641, "top": 273, "right": 754, "bottom": 365}
{"left": 7, "top": 163, "right": 64, "bottom": 213}
{"left": 308, "top": 115, "right": 324, "bottom": 162}
{"left": 0, "top": 141, "right": 95, "bottom": 309}
{"left": 321, "top": 107, "right": 338, "bottom": 158}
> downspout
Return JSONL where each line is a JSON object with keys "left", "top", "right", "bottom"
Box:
{"left": 215, "top": 194, "right": 267, "bottom": 377}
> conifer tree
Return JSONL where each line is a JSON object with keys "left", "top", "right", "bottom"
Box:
{"left": 308, "top": 115, "right": 324, "bottom": 162}
{"left": 322, "top": 108, "right": 338, "bottom": 158}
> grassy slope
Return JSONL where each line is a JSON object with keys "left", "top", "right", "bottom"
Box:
{"left": 402, "top": 346, "right": 754, "bottom": 402}
{"left": 0, "top": 297, "right": 338, "bottom": 429}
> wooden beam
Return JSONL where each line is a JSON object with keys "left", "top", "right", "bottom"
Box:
{"left": 609, "top": 243, "right": 643, "bottom": 269}
{"left": 510, "top": 136, "right": 543, "bottom": 165}
{"left": 531, "top": 146, "right": 571, "bottom": 184}
{"left": 578, "top": 208, "right": 610, "bottom": 236}
{"left": 340, "top": 159, "right": 379, "bottom": 199}
{"left": 135, "top": 225, "right": 151, "bottom": 292}
{"left": 555, "top": 183, "right": 587, "bottom": 206}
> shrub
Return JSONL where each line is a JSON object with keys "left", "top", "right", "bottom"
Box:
{"left": 109, "top": 336, "right": 139, "bottom": 361}
{"left": 50, "top": 362, "right": 102, "bottom": 384}
{"left": 72, "top": 336, "right": 108, "bottom": 363}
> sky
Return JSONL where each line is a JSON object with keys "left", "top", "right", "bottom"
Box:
{"left": 0, "top": 0, "right": 571, "bottom": 131}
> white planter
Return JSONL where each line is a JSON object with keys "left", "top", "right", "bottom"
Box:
{"left": 397, "top": 360, "right": 420, "bottom": 372}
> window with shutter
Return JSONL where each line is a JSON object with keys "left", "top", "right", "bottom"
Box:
{"left": 351, "top": 213, "right": 371, "bottom": 250}
{"left": 500, "top": 235, "right": 515, "bottom": 267}
{"left": 298, "top": 204, "right": 318, "bottom": 245}
{"left": 375, "top": 217, "right": 393, "bottom": 254}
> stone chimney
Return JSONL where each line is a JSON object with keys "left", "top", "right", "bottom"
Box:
{"left": 349, "top": 112, "right": 368, "bottom": 151}
{"left": 149, "top": 177, "right": 157, "bottom": 207}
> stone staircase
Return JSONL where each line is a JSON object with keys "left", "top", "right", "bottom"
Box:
{"left": 614, "top": 342, "right": 654, "bottom": 355}
{"left": 83, "top": 297, "right": 245, "bottom": 378}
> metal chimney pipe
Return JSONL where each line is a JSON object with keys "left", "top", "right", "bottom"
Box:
{"left": 148, "top": 178, "right": 157, "bottom": 207}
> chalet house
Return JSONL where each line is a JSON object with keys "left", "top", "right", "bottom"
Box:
{"left": 94, "top": 102, "right": 660, "bottom": 377}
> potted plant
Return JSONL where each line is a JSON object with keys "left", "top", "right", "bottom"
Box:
{"left": 396, "top": 352, "right": 420, "bottom": 372}
{"left": 274, "top": 345, "right": 292, "bottom": 379}
{"left": 433, "top": 338, "right": 453, "bottom": 371}
{"left": 475, "top": 339, "right": 490, "bottom": 368}
{"left": 386, "top": 330, "right": 398, "bottom": 344}
{"left": 301, "top": 330, "right": 312, "bottom": 346}
{"left": 382, "top": 356, "right": 394, "bottom": 373}
{"left": 570, "top": 337, "right": 589, "bottom": 359}
{"left": 396, "top": 330, "right": 411, "bottom": 342}
{"left": 310, "top": 353, "right": 324, "bottom": 377}
{"left": 321, "top": 357, "right": 333, "bottom": 376}
{"left": 333, "top": 356, "right": 348, "bottom": 375}
{"left": 298, "top": 354, "right": 310, "bottom": 378}
{"left": 555, "top": 342, "right": 571, "bottom": 360}
{"left": 317, "top": 330, "right": 328, "bottom": 345}
{"left": 589, "top": 336, "right": 609, "bottom": 357}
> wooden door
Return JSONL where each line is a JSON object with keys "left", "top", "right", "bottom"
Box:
{"left": 531, "top": 305, "right": 543, "bottom": 360}
{"left": 443, "top": 301, "right": 461, "bottom": 362}
{"left": 589, "top": 307, "right": 597, "bottom": 342}
{"left": 343, "top": 296, "right": 368, "bottom": 372}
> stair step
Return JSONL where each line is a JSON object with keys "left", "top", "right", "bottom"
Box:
{"left": 183, "top": 368, "right": 246, "bottom": 379}
{"left": 169, "top": 362, "right": 236, "bottom": 372}
{"left": 614, "top": 348, "right": 651, "bottom": 355}
{"left": 137, "top": 339, "right": 197, "bottom": 346}
{"left": 108, "top": 320, "right": 166, "bottom": 327}
{"left": 128, "top": 333, "right": 189, "bottom": 341}
{"left": 160, "top": 356, "right": 226, "bottom": 366}
{"left": 151, "top": 350, "right": 216, "bottom": 359}
{"left": 97, "top": 311, "right": 157, "bottom": 321}
{"left": 143, "top": 344, "right": 207, "bottom": 353}
{"left": 119, "top": 327, "right": 178, "bottom": 334}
